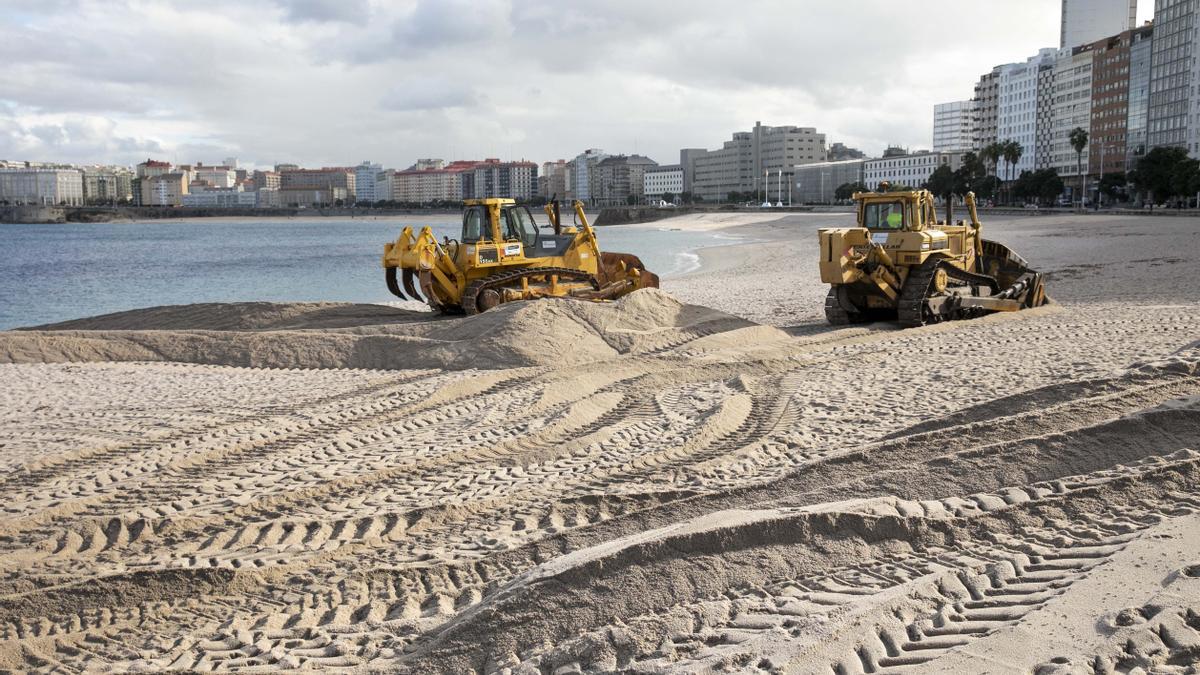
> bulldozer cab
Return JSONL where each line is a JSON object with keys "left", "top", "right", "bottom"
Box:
{"left": 857, "top": 191, "right": 940, "bottom": 233}
{"left": 862, "top": 200, "right": 908, "bottom": 230}
{"left": 461, "top": 202, "right": 538, "bottom": 247}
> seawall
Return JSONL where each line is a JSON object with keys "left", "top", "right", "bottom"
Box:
{"left": 0, "top": 206, "right": 459, "bottom": 224}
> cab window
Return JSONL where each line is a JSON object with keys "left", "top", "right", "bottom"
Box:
{"left": 863, "top": 201, "right": 905, "bottom": 229}
{"left": 462, "top": 206, "right": 486, "bottom": 242}
{"left": 503, "top": 206, "right": 538, "bottom": 248}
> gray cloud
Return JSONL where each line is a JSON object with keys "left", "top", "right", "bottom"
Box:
{"left": 0, "top": 1, "right": 1157, "bottom": 169}
{"left": 392, "top": 0, "right": 513, "bottom": 51}
{"left": 276, "top": 0, "right": 370, "bottom": 25}
{"left": 380, "top": 77, "right": 479, "bottom": 111}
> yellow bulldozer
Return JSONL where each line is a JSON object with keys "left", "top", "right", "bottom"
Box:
{"left": 818, "top": 185, "right": 1047, "bottom": 327}
{"left": 382, "top": 198, "right": 659, "bottom": 314}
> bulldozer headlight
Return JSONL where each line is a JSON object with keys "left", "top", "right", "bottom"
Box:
{"left": 921, "top": 243, "right": 931, "bottom": 251}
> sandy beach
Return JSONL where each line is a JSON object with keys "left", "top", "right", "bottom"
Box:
{"left": 0, "top": 211, "right": 1198, "bottom": 673}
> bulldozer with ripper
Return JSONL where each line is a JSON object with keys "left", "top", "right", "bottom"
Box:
{"left": 819, "top": 183, "right": 1047, "bottom": 327}
{"left": 382, "top": 198, "right": 659, "bottom": 315}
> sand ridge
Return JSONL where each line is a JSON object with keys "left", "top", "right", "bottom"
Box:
{"left": 0, "top": 213, "right": 1197, "bottom": 672}
{"left": 0, "top": 289, "right": 769, "bottom": 371}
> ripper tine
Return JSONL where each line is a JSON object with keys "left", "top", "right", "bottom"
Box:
{"left": 385, "top": 267, "right": 407, "bottom": 300}
{"left": 402, "top": 269, "right": 421, "bottom": 301}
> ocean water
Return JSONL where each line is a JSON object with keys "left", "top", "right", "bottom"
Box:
{"left": 0, "top": 215, "right": 737, "bottom": 329}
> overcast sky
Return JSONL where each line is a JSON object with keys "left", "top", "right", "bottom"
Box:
{"left": 0, "top": 0, "right": 1155, "bottom": 169}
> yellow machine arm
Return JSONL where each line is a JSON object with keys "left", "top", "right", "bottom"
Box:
{"left": 381, "top": 226, "right": 463, "bottom": 308}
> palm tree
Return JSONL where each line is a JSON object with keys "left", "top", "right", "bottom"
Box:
{"left": 1069, "top": 127, "right": 1088, "bottom": 209}
{"left": 1002, "top": 140, "right": 1024, "bottom": 204}
{"left": 980, "top": 142, "right": 1003, "bottom": 180}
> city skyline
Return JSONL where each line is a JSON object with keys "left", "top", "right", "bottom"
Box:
{"left": 1, "top": 1, "right": 1154, "bottom": 170}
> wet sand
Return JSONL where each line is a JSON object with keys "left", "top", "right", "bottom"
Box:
{"left": 0, "top": 213, "right": 1197, "bottom": 673}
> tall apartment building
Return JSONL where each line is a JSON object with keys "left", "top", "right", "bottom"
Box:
{"left": 1049, "top": 44, "right": 1095, "bottom": 187}
{"left": 972, "top": 69, "right": 1000, "bottom": 151}
{"left": 591, "top": 155, "right": 658, "bottom": 205}
{"left": 81, "top": 167, "right": 133, "bottom": 204}
{"left": 689, "top": 122, "right": 826, "bottom": 201}
{"left": 998, "top": 49, "right": 1058, "bottom": 175}
{"left": 933, "top": 100, "right": 975, "bottom": 152}
{"left": 354, "top": 161, "right": 383, "bottom": 203}
{"left": 538, "top": 160, "right": 568, "bottom": 199}
{"left": 1061, "top": 0, "right": 1137, "bottom": 48}
{"left": 1035, "top": 60, "right": 1058, "bottom": 169}
{"left": 0, "top": 168, "right": 85, "bottom": 205}
{"left": 1147, "top": 0, "right": 1195, "bottom": 151}
{"left": 643, "top": 164, "right": 684, "bottom": 200}
{"left": 568, "top": 149, "right": 609, "bottom": 202}
{"left": 140, "top": 173, "right": 188, "bottom": 206}
{"left": 863, "top": 152, "right": 964, "bottom": 190}
{"left": 1089, "top": 28, "right": 1142, "bottom": 177}
{"left": 1126, "top": 24, "right": 1153, "bottom": 169}
{"left": 463, "top": 159, "right": 538, "bottom": 200}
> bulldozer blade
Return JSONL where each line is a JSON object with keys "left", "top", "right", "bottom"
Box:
{"left": 402, "top": 268, "right": 421, "bottom": 301}
{"left": 981, "top": 239, "right": 1048, "bottom": 307}
{"left": 385, "top": 267, "right": 407, "bottom": 300}
{"left": 418, "top": 269, "right": 443, "bottom": 310}
{"left": 600, "top": 251, "right": 660, "bottom": 289}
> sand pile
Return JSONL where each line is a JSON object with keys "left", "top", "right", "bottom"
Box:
{"left": 0, "top": 289, "right": 769, "bottom": 370}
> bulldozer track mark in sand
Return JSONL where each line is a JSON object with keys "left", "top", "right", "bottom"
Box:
{"left": 0, "top": 369, "right": 449, "bottom": 510}
{"left": 0, "top": 297, "right": 1198, "bottom": 671}
{"left": 439, "top": 450, "right": 1200, "bottom": 674}
{"left": 0, "top": 369, "right": 515, "bottom": 523}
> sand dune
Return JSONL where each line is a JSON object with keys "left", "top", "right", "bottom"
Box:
{"left": 0, "top": 214, "right": 1197, "bottom": 673}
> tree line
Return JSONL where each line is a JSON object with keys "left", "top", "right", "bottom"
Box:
{"left": 832, "top": 127, "right": 1200, "bottom": 208}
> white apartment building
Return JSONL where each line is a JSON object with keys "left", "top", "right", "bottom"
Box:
{"left": 643, "top": 165, "right": 683, "bottom": 200}
{"left": 194, "top": 168, "right": 236, "bottom": 189}
{"left": 997, "top": 49, "right": 1058, "bottom": 176}
{"left": 355, "top": 161, "right": 383, "bottom": 202}
{"left": 379, "top": 161, "right": 476, "bottom": 203}
{"left": 1049, "top": 45, "right": 1094, "bottom": 183}
{"left": 863, "top": 152, "right": 963, "bottom": 190}
{"left": 1061, "top": 0, "right": 1137, "bottom": 48}
{"left": 181, "top": 189, "right": 258, "bottom": 208}
{"left": 466, "top": 160, "right": 538, "bottom": 200}
{"left": 0, "top": 168, "right": 85, "bottom": 205}
{"left": 933, "top": 100, "right": 975, "bottom": 152}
